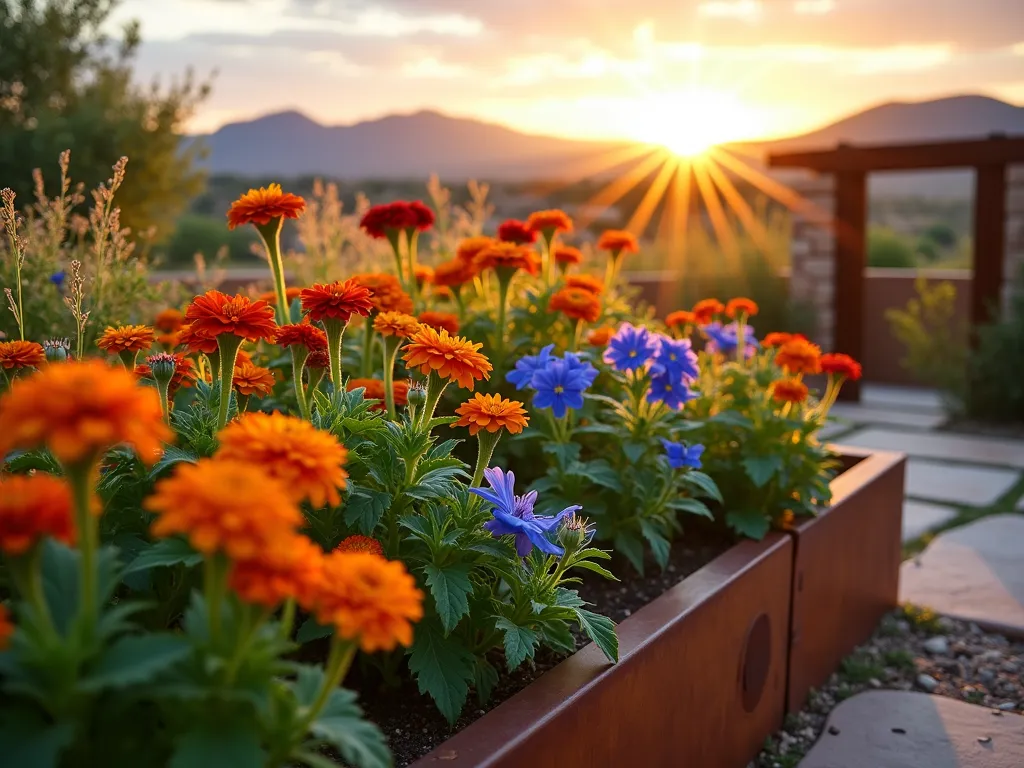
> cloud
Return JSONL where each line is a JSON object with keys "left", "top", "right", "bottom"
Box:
{"left": 793, "top": 0, "right": 835, "bottom": 14}
{"left": 698, "top": 1, "right": 763, "bottom": 21}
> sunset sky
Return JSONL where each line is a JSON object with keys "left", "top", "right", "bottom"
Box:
{"left": 114, "top": 0, "right": 1024, "bottom": 144}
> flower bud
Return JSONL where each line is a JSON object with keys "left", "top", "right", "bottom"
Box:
{"left": 147, "top": 352, "right": 177, "bottom": 384}
{"left": 44, "top": 338, "right": 70, "bottom": 362}
{"left": 557, "top": 514, "right": 594, "bottom": 554}
{"left": 407, "top": 381, "right": 427, "bottom": 407}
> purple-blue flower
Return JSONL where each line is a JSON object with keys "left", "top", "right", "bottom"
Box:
{"left": 531, "top": 357, "right": 595, "bottom": 418}
{"left": 506, "top": 344, "right": 556, "bottom": 390}
{"left": 702, "top": 321, "right": 758, "bottom": 357}
{"left": 661, "top": 439, "right": 705, "bottom": 469}
{"left": 653, "top": 334, "right": 699, "bottom": 381}
{"left": 561, "top": 351, "right": 599, "bottom": 388}
{"left": 647, "top": 373, "right": 696, "bottom": 410}
{"left": 470, "top": 467, "right": 580, "bottom": 556}
{"left": 602, "top": 323, "right": 660, "bottom": 372}
{"left": 50, "top": 271, "right": 66, "bottom": 291}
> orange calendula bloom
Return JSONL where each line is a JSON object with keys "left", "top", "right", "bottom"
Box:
{"left": 300, "top": 280, "right": 375, "bottom": 324}
{"left": 454, "top": 393, "right": 529, "bottom": 436}
{"left": 417, "top": 311, "right": 460, "bottom": 335}
{"left": 692, "top": 299, "right": 725, "bottom": 324}
{"left": 414, "top": 264, "right": 434, "bottom": 285}
{"left": 177, "top": 323, "right": 218, "bottom": 355}
{"left": 346, "top": 378, "right": 409, "bottom": 410}
{"left": 474, "top": 242, "right": 540, "bottom": 276}
{"left": 455, "top": 236, "right": 496, "bottom": 264}
{"left": 0, "top": 474, "right": 76, "bottom": 555}
{"left": 351, "top": 273, "right": 414, "bottom": 315}
{"left": 97, "top": 324, "right": 156, "bottom": 355}
{"left": 0, "top": 360, "right": 170, "bottom": 466}
{"left": 373, "top": 311, "right": 420, "bottom": 339}
{"left": 335, "top": 535, "right": 384, "bottom": 556}
{"left": 565, "top": 274, "right": 604, "bottom": 295}
{"left": 312, "top": 551, "right": 424, "bottom": 653}
{"left": 587, "top": 326, "right": 616, "bottom": 346}
{"left": 762, "top": 332, "right": 796, "bottom": 348}
{"left": 553, "top": 246, "right": 583, "bottom": 266}
{"left": 228, "top": 534, "right": 324, "bottom": 609}
{"left": 227, "top": 183, "right": 306, "bottom": 230}
{"left": 402, "top": 326, "right": 492, "bottom": 390}
{"left": 666, "top": 310, "right": 696, "bottom": 328}
{"left": 432, "top": 258, "right": 477, "bottom": 288}
{"left": 0, "top": 604, "right": 12, "bottom": 650}
{"left": 775, "top": 338, "right": 823, "bottom": 375}
{"left": 154, "top": 309, "right": 185, "bottom": 333}
{"left": 725, "top": 298, "right": 759, "bottom": 318}
{"left": 258, "top": 286, "right": 303, "bottom": 305}
{"left": 549, "top": 287, "right": 601, "bottom": 323}
{"left": 0, "top": 340, "right": 45, "bottom": 370}
{"left": 772, "top": 378, "right": 810, "bottom": 404}
{"left": 820, "top": 353, "right": 863, "bottom": 381}
{"left": 526, "top": 209, "right": 573, "bottom": 235}
{"left": 146, "top": 459, "right": 304, "bottom": 561}
{"left": 185, "top": 291, "right": 277, "bottom": 342}
{"left": 217, "top": 412, "right": 348, "bottom": 508}
{"left": 596, "top": 229, "right": 639, "bottom": 254}
{"left": 232, "top": 362, "right": 276, "bottom": 397}
{"left": 275, "top": 320, "right": 328, "bottom": 351}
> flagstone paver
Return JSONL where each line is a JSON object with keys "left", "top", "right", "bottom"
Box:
{"left": 829, "top": 403, "right": 946, "bottom": 430}
{"left": 900, "top": 515, "right": 1024, "bottom": 637}
{"left": 903, "top": 501, "right": 960, "bottom": 542}
{"left": 799, "top": 690, "right": 1024, "bottom": 768}
{"left": 842, "top": 428, "right": 1024, "bottom": 470}
{"left": 861, "top": 385, "right": 946, "bottom": 415}
{"left": 904, "top": 460, "right": 1020, "bottom": 507}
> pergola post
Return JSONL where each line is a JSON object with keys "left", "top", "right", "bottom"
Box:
{"left": 833, "top": 171, "right": 867, "bottom": 402}
{"left": 972, "top": 163, "right": 1007, "bottom": 333}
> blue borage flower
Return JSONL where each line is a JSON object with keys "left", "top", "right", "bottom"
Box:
{"left": 50, "top": 271, "right": 66, "bottom": 291}
{"left": 661, "top": 439, "right": 705, "bottom": 469}
{"left": 647, "top": 373, "right": 696, "bottom": 410}
{"left": 506, "top": 343, "right": 555, "bottom": 390}
{"left": 602, "top": 322, "right": 660, "bottom": 372}
{"left": 470, "top": 467, "right": 580, "bottom": 556}
{"left": 652, "top": 334, "right": 699, "bottom": 381}
{"left": 702, "top": 321, "right": 758, "bottom": 357}
{"left": 531, "top": 353, "right": 598, "bottom": 418}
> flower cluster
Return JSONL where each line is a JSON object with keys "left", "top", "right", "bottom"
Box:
{"left": 508, "top": 344, "right": 599, "bottom": 418}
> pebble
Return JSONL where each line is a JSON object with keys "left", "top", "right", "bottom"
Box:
{"left": 869, "top": 678, "right": 882, "bottom": 689}
{"left": 998, "top": 702, "right": 1018, "bottom": 711}
{"left": 828, "top": 725, "right": 840, "bottom": 735}
{"left": 978, "top": 669, "right": 997, "bottom": 686}
{"left": 917, "top": 674, "right": 940, "bottom": 692}
{"left": 923, "top": 636, "right": 950, "bottom": 655}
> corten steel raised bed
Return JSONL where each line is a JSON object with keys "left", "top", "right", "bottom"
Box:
{"left": 414, "top": 533, "right": 794, "bottom": 768}
{"left": 786, "top": 445, "right": 906, "bottom": 712}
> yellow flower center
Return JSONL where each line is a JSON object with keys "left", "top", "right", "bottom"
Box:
{"left": 629, "top": 350, "right": 637, "bottom": 358}
{"left": 554, "top": 385, "right": 564, "bottom": 394}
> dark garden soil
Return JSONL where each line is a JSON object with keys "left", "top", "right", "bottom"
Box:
{"left": 357, "top": 522, "right": 735, "bottom": 767}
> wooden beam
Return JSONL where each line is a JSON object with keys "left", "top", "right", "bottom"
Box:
{"left": 972, "top": 164, "right": 1007, "bottom": 331}
{"left": 768, "top": 136, "right": 1024, "bottom": 174}
{"left": 834, "top": 171, "right": 867, "bottom": 402}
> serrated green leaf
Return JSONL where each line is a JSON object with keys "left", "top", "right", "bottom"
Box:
{"left": 148, "top": 445, "right": 199, "bottom": 480}
{"left": 574, "top": 608, "right": 618, "bottom": 663}
{"left": 2, "top": 449, "right": 62, "bottom": 475}
{"left": 473, "top": 657, "right": 500, "bottom": 705}
{"left": 742, "top": 455, "right": 784, "bottom": 488}
{"left": 554, "top": 588, "right": 586, "bottom": 609}
{"left": 344, "top": 487, "right": 391, "bottom": 535}
{"left": 541, "top": 620, "right": 577, "bottom": 655}
{"left": 122, "top": 537, "right": 202, "bottom": 576}
{"left": 80, "top": 634, "right": 190, "bottom": 691}
{"left": 309, "top": 688, "right": 390, "bottom": 768}
{"left": 571, "top": 560, "right": 617, "bottom": 580}
{"left": 725, "top": 508, "right": 771, "bottom": 540}
{"left": 495, "top": 618, "right": 538, "bottom": 671}
{"left": 407, "top": 620, "right": 475, "bottom": 724}
{"left": 639, "top": 519, "right": 671, "bottom": 570}
{"left": 169, "top": 722, "right": 266, "bottom": 768}
{"left": 614, "top": 531, "right": 646, "bottom": 575}
{"left": 685, "top": 471, "right": 723, "bottom": 502}
{"left": 423, "top": 563, "right": 473, "bottom": 635}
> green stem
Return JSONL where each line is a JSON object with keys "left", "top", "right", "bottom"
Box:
{"left": 407, "top": 230, "right": 421, "bottom": 312}
{"left": 417, "top": 370, "right": 449, "bottom": 430}
{"left": 542, "top": 232, "right": 556, "bottom": 286}
{"left": 216, "top": 336, "right": 242, "bottom": 429}
{"left": 323, "top": 318, "right": 347, "bottom": 395}
{"left": 570, "top": 319, "right": 583, "bottom": 353}
{"left": 156, "top": 377, "right": 172, "bottom": 426}
{"left": 9, "top": 549, "right": 56, "bottom": 638}
{"left": 735, "top": 312, "right": 747, "bottom": 363}
{"left": 257, "top": 220, "right": 290, "bottom": 324}
{"left": 387, "top": 230, "right": 406, "bottom": 289}
{"left": 453, "top": 287, "right": 466, "bottom": 323}
{"left": 359, "top": 317, "right": 374, "bottom": 378}
{"left": 470, "top": 430, "right": 501, "bottom": 487}
{"left": 205, "top": 555, "right": 226, "bottom": 650}
{"left": 382, "top": 338, "right": 402, "bottom": 420}
{"left": 14, "top": 250, "right": 24, "bottom": 341}
{"left": 278, "top": 597, "right": 296, "bottom": 641}
{"left": 495, "top": 270, "right": 514, "bottom": 363}
{"left": 290, "top": 347, "right": 311, "bottom": 419}
{"left": 303, "top": 638, "right": 357, "bottom": 728}
{"left": 68, "top": 463, "right": 97, "bottom": 641}
{"left": 224, "top": 604, "right": 266, "bottom": 686}
{"left": 603, "top": 250, "right": 622, "bottom": 292}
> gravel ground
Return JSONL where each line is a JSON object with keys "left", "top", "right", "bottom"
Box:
{"left": 754, "top": 606, "right": 1024, "bottom": 768}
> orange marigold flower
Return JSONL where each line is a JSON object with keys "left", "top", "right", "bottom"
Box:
{"left": 526, "top": 209, "right": 573, "bottom": 235}
{"left": 154, "top": 308, "right": 185, "bottom": 333}
{"left": 236, "top": 349, "right": 253, "bottom": 366}
{"left": 433, "top": 285, "right": 454, "bottom": 301}
{"left": 497, "top": 220, "right": 536, "bottom": 245}
{"left": 565, "top": 274, "right": 603, "bottom": 295}
{"left": 417, "top": 311, "right": 460, "bottom": 335}
{"left": 553, "top": 245, "right": 583, "bottom": 266}
{"left": 177, "top": 323, "right": 218, "bottom": 355}
{"left": 185, "top": 291, "right": 277, "bottom": 342}
{"left": 596, "top": 229, "right": 639, "bottom": 254}
{"left": 97, "top": 324, "right": 156, "bottom": 355}
{"left": 666, "top": 310, "right": 696, "bottom": 328}
{"left": 725, "top": 297, "right": 759, "bottom": 318}
{"left": 134, "top": 352, "right": 197, "bottom": 395}
{"left": 146, "top": 459, "right": 304, "bottom": 561}
{"left": 0, "top": 474, "right": 75, "bottom": 555}
{"left": 692, "top": 299, "right": 725, "bottom": 324}
{"left": 762, "top": 332, "right": 796, "bottom": 348}
{"left": 232, "top": 362, "right": 276, "bottom": 397}
{"left": 433, "top": 258, "right": 478, "bottom": 288}
{"left": 820, "top": 353, "right": 863, "bottom": 381}
{"left": 587, "top": 326, "right": 615, "bottom": 346}
{"left": 0, "top": 604, "right": 12, "bottom": 650}
{"left": 402, "top": 326, "right": 492, "bottom": 390}
{"left": 258, "top": 286, "right": 303, "bottom": 305}
{"left": 414, "top": 265, "right": 434, "bottom": 285}
{"left": 549, "top": 287, "right": 601, "bottom": 323}
{"left": 217, "top": 412, "right": 349, "bottom": 508}
{"left": 300, "top": 279, "right": 376, "bottom": 325}
{"left": 346, "top": 378, "right": 408, "bottom": 410}
{"left": 227, "top": 183, "right": 306, "bottom": 230}
{"left": 0, "top": 360, "right": 170, "bottom": 466}
{"left": 453, "top": 393, "right": 529, "bottom": 436}
{"left": 351, "top": 273, "right": 414, "bottom": 315}
{"left": 0, "top": 340, "right": 45, "bottom": 370}
{"left": 772, "top": 378, "right": 809, "bottom": 404}
{"left": 456, "top": 236, "right": 496, "bottom": 264}
{"left": 229, "top": 533, "right": 324, "bottom": 609}
{"left": 474, "top": 242, "right": 540, "bottom": 276}
{"left": 373, "top": 311, "right": 420, "bottom": 339}
{"left": 312, "top": 551, "right": 424, "bottom": 652}
{"left": 275, "top": 320, "right": 328, "bottom": 351}
{"left": 305, "top": 349, "right": 329, "bottom": 370}
{"left": 336, "top": 535, "right": 384, "bottom": 556}
{"left": 775, "top": 338, "right": 822, "bottom": 375}
{"left": 156, "top": 331, "right": 181, "bottom": 350}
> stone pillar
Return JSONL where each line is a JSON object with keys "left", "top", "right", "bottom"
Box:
{"left": 787, "top": 175, "right": 837, "bottom": 349}
{"left": 1005, "top": 164, "right": 1024, "bottom": 314}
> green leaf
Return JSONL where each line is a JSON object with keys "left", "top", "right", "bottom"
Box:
{"left": 2, "top": 449, "right": 62, "bottom": 475}
{"left": 543, "top": 441, "right": 581, "bottom": 469}
{"left": 0, "top": 711, "right": 74, "bottom": 768}
{"left": 541, "top": 621, "right": 577, "bottom": 655}
{"left": 170, "top": 722, "right": 266, "bottom": 768}
{"left": 122, "top": 537, "right": 202, "bottom": 576}
{"left": 296, "top": 618, "right": 334, "bottom": 644}
{"left": 495, "top": 618, "right": 538, "bottom": 671}
{"left": 148, "top": 444, "right": 199, "bottom": 480}
{"left": 622, "top": 440, "right": 647, "bottom": 465}
{"left": 614, "top": 531, "right": 646, "bottom": 575}
{"left": 473, "top": 657, "right": 500, "bottom": 705}
{"left": 725, "top": 509, "right": 771, "bottom": 540}
{"left": 709, "top": 410, "right": 753, "bottom": 429}
{"left": 554, "top": 588, "right": 586, "bottom": 609}
{"left": 80, "top": 634, "right": 190, "bottom": 691}
{"left": 567, "top": 460, "right": 623, "bottom": 492}
{"left": 571, "top": 560, "right": 617, "bottom": 580}
{"left": 742, "top": 455, "right": 784, "bottom": 488}
{"left": 407, "top": 620, "right": 475, "bottom": 724}
{"left": 423, "top": 563, "right": 473, "bottom": 635}
{"left": 639, "top": 520, "right": 671, "bottom": 570}
{"left": 666, "top": 497, "right": 714, "bottom": 519}
{"left": 574, "top": 608, "right": 618, "bottom": 663}
{"left": 344, "top": 487, "right": 391, "bottom": 535}
{"left": 309, "top": 688, "right": 391, "bottom": 768}
{"left": 685, "top": 471, "right": 723, "bottom": 502}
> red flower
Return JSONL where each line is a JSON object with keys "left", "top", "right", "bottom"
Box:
{"left": 666, "top": 310, "right": 695, "bottom": 328}
{"left": 820, "top": 353, "right": 863, "bottom": 381}
{"left": 692, "top": 299, "right": 725, "bottom": 325}
{"left": 725, "top": 298, "right": 759, "bottom": 318}
{"left": 360, "top": 201, "right": 434, "bottom": 238}
{"left": 407, "top": 201, "right": 435, "bottom": 231}
{"left": 227, "top": 184, "right": 306, "bottom": 229}
{"left": 554, "top": 246, "right": 583, "bottom": 266}
{"left": 497, "top": 219, "right": 537, "bottom": 245}
{"left": 526, "top": 209, "right": 573, "bottom": 235}
{"left": 300, "top": 280, "right": 375, "bottom": 324}
{"left": 596, "top": 229, "right": 639, "bottom": 254}
{"left": 275, "top": 320, "right": 328, "bottom": 351}
{"left": 184, "top": 291, "right": 277, "bottom": 342}
{"left": 418, "top": 311, "right": 460, "bottom": 335}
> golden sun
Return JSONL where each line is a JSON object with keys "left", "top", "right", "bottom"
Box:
{"left": 629, "top": 88, "right": 764, "bottom": 157}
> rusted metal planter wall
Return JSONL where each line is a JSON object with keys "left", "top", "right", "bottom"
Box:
{"left": 414, "top": 535, "right": 794, "bottom": 768}
{"left": 786, "top": 446, "right": 906, "bottom": 712}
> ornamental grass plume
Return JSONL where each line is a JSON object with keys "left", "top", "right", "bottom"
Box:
{"left": 335, "top": 535, "right": 384, "bottom": 556}
{"left": 96, "top": 324, "right": 156, "bottom": 368}
{"left": 227, "top": 183, "right": 306, "bottom": 323}
{"left": 300, "top": 279, "right": 374, "bottom": 392}
{"left": 402, "top": 325, "right": 492, "bottom": 426}
{"left": 0, "top": 340, "right": 45, "bottom": 374}
{"left": 455, "top": 393, "right": 529, "bottom": 486}
{"left": 0, "top": 474, "right": 75, "bottom": 556}
{"left": 374, "top": 311, "right": 420, "bottom": 418}
{"left": 417, "top": 311, "right": 459, "bottom": 335}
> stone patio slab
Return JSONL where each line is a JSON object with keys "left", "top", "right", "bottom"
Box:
{"left": 829, "top": 403, "right": 946, "bottom": 430}
{"left": 861, "top": 384, "right": 946, "bottom": 415}
{"left": 843, "top": 428, "right": 1024, "bottom": 470}
{"left": 905, "top": 460, "right": 1020, "bottom": 507}
{"left": 903, "top": 501, "right": 960, "bottom": 542}
{"left": 800, "top": 690, "right": 1024, "bottom": 768}
{"left": 900, "top": 515, "right": 1024, "bottom": 637}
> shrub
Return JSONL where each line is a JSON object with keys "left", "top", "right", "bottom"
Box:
{"left": 868, "top": 227, "right": 917, "bottom": 269}
{"left": 159, "top": 214, "right": 260, "bottom": 266}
